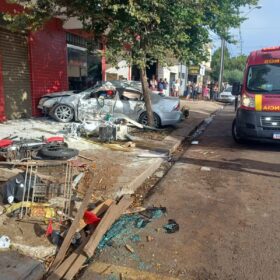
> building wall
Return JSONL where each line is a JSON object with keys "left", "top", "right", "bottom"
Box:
{"left": 158, "top": 64, "right": 187, "bottom": 96}
{"left": 29, "top": 18, "right": 68, "bottom": 116}
{"left": 0, "top": 29, "right": 32, "bottom": 119}
{"left": 0, "top": 54, "right": 5, "bottom": 121}
{"left": 106, "top": 60, "right": 130, "bottom": 80}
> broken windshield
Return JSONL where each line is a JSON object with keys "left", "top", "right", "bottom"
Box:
{"left": 247, "top": 64, "right": 280, "bottom": 93}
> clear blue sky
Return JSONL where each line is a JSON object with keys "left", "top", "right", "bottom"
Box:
{"left": 212, "top": 0, "right": 280, "bottom": 57}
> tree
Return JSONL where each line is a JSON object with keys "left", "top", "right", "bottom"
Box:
{"left": 4, "top": 0, "right": 258, "bottom": 125}
{"left": 211, "top": 47, "right": 247, "bottom": 84}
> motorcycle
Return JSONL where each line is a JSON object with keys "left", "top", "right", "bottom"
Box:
{"left": 0, "top": 136, "right": 78, "bottom": 161}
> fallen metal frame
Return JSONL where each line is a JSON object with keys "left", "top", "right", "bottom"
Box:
{"left": 19, "top": 161, "right": 74, "bottom": 220}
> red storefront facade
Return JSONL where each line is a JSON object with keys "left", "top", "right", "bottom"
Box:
{"left": 0, "top": 0, "right": 71, "bottom": 120}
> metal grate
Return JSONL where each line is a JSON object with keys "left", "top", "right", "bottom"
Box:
{"left": 260, "top": 116, "right": 280, "bottom": 129}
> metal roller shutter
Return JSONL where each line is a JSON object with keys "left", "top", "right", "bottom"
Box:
{"left": 0, "top": 28, "right": 31, "bottom": 119}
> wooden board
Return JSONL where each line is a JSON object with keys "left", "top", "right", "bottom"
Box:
{"left": 49, "top": 170, "right": 95, "bottom": 273}
{"left": 78, "top": 199, "right": 114, "bottom": 231}
{"left": 47, "top": 199, "right": 114, "bottom": 280}
{"left": 60, "top": 196, "right": 132, "bottom": 280}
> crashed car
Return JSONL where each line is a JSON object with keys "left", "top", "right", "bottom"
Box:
{"left": 38, "top": 81, "right": 183, "bottom": 127}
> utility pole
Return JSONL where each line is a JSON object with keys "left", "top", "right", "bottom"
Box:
{"left": 218, "top": 38, "right": 225, "bottom": 92}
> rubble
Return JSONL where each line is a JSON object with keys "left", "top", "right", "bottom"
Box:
{"left": 163, "top": 219, "right": 179, "bottom": 234}
{"left": 200, "top": 166, "right": 211, "bottom": 171}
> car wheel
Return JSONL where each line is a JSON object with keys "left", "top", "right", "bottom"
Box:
{"left": 38, "top": 145, "right": 79, "bottom": 160}
{"left": 53, "top": 104, "right": 74, "bottom": 122}
{"left": 139, "top": 112, "right": 161, "bottom": 128}
{"left": 232, "top": 118, "right": 243, "bottom": 143}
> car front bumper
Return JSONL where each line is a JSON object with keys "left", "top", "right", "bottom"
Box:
{"left": 236, "top": 108, "right": 280, "bottom": 142}
{"left": 218, "top": 96, "right": 235, "bottom": 103}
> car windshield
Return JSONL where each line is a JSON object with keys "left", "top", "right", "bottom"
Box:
{"left": 225, "top": 86, "right": 232, "bottom": 92}
{"left": 247, "top": 64, "right": 280, "bottom": 93}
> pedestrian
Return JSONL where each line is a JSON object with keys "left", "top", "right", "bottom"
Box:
{"left": 172, "top": 79, "right": 180, "bottom": 97}
{"left": 209, "top": 82, "right": 214, "bottom": 101}
{"left": 213, "top": 83, "right": 219, "bottom": 101}
{"left": 197, "top": 82, "right": 203, "bottom": 100}
{"left": 192, "top": 83, "right": 198, "bottom": 100}
{"left": 149, "top": 75, "right": 158, "bottom": 91}
{"left": 158, "top": 78, "right": 164, "bottom": 95}
{"left": 163, "top": 78, "right": 168, "bottom": 96}
{"left": 202, "top": 84, "right": 209, "bottom": 100}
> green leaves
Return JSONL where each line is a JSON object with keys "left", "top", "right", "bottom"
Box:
{"left": 5, "top": 0, "right": 260, "bottom": 68}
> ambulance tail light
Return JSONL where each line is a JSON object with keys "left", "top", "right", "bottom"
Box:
{"left": 241, "top": 94, "right": 255, "bottom": 109}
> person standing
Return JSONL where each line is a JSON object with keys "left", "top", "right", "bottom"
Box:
{"left": 158, "top": 78, "right": 164, "bottom": 95}
{"left": 149, "top": 75, "right": 158, "bottom": 91}
{"left": 172, "top": 79, "right": 180, "bottom": 97}
{"left": 202, "top": 84, "right": 209, "bottom": 100}
{"left": 213, "top": 83, "right": 219, "bottom": 101}
{"left": 163, "top": 78, "right": 168, "bottom": 96}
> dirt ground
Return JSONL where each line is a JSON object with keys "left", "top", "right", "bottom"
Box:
{"left": 82, "top": 105, "right": 280, "bottom": 280}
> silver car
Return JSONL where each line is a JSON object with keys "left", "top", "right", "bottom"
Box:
{"left": 217, "top": 86, "right": 235, "bottom": 103}
{"left": 38, "top": 81, "right": 182, "bottom": 127}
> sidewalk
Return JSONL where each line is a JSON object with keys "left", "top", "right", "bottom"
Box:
{"left": 0, "top": 101, "right": 222, "bottom": 262}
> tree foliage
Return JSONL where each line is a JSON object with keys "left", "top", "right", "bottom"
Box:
{"left": 4, "top": 0, "right": 258, "bottom": 125}
{"left": 211, "top": 47, "right": 247, "bottom": 84}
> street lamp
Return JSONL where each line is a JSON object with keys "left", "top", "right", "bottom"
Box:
{"left": 239, "top": 5, "right": 262, "bottom": 55}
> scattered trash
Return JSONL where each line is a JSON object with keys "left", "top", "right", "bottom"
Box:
{"left": 0, "top": 235, "right": 10, "bottom": 249}
{"left": 191, "top": 140, "right": 199, "bottom": 145}
{"left": 130, "top": 234, "right": 141, "bottom": 243}
{"left": 146, "top": 235, "right": 154, "bottom": 242}
{"left": 135, "top": 217, "right": 151, "bottom": 228}
{"left": 154, "top": 171, "right": 165, "bottom": 178}
{"left": 140, "top": 206, "right": 167, "bottom": 219}
{"left": 200, "top": 166, "right": 211, "bottom": 172}
{"left": 125, "top": 244, "right": 135, "bottom": 253}
{"left": 163, "top": 219, "right": 179, "bottom": 234}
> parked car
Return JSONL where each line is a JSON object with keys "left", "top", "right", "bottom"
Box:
{"left": 217, "top": 86, "right": 235, "bottom": 103}
{"left": 38, "top": 81, "right": 182, "bottom": 127}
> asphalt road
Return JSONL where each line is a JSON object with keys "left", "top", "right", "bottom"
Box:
{"left": 82, "top": 104, "right": 280, "bottom": 280}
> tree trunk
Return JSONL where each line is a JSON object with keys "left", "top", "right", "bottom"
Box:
{"left": 140, "top": 66, "right": 154, "bottom": 126}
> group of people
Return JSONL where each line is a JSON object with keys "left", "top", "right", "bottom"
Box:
{"left": 184, "top": 82, "right": 219, "bottom": 101}
{"left": 148, "top": 75, "right": 180, "bottom": 96}
{"left": 148, "top": 75, "right": 220, "bottom": 101}
{"left": 149, "top": 75, "right": 169, "bottom": 95}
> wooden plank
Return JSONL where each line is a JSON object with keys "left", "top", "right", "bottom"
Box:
{"left": 63, "top": 196, "right": 132, "bottom": 280}
{"left": 78, "top": 199, "right": 114, "bottom": 231}
{"left": 49, "top": 169, "right": 96, "bottom": 273}
{"left": 47, "top": 199, "right": 114, "bottom": 280}
{"left": 84, "top": 196, "right": 133, "bottom": 257}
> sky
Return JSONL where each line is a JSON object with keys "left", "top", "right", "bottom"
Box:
{"left": 212, "top": 0, "right": 280, "bottom": 57}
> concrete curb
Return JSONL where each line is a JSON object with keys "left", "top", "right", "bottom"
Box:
{"left": 122, "top": 111, "right": 215, "bottom": 195}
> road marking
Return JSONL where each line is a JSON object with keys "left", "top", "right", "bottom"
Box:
{"left": 87, "top": 261, "right": 180, "bottom": 280}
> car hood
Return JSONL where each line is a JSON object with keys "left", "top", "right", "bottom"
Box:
{"left": 42, "top": 91, "right": 76, "bottom": 98}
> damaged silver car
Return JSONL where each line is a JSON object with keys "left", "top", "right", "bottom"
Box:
{"left": 38, "top": 81, "right": 182, "bottom": 127}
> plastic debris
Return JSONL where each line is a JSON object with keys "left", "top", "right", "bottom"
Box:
{"left": 135, "top": 217, "right": 151, "bottom": 228}
{"left": 0, "top": 235, "right": 10, "bottom": 248}
{"left": 191, "top": 141, "right": 199, "bottom": 145}
{"left": 163, "top": 219, "right": 179, "bottom": 234}
{"left": 83, "top": 211, "right": 101, "bottom": 225}
{"left": 146, "top": 235, "right": 154, "bottom": 242}
{"left": 125, "top": 244, "right": 134, "bottom": 253}
{"left": 130, "top": 234, "right": 141, "bottom": 243}
{"left": 200, "top": 166, "right": 211, "bottom": 172}
{"left": 141, "top": 206, "right": 167, "bottom": 219}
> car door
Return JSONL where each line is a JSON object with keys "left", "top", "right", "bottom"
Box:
{"left": 77, "top": 90, "right": 116, "bottom": 121}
